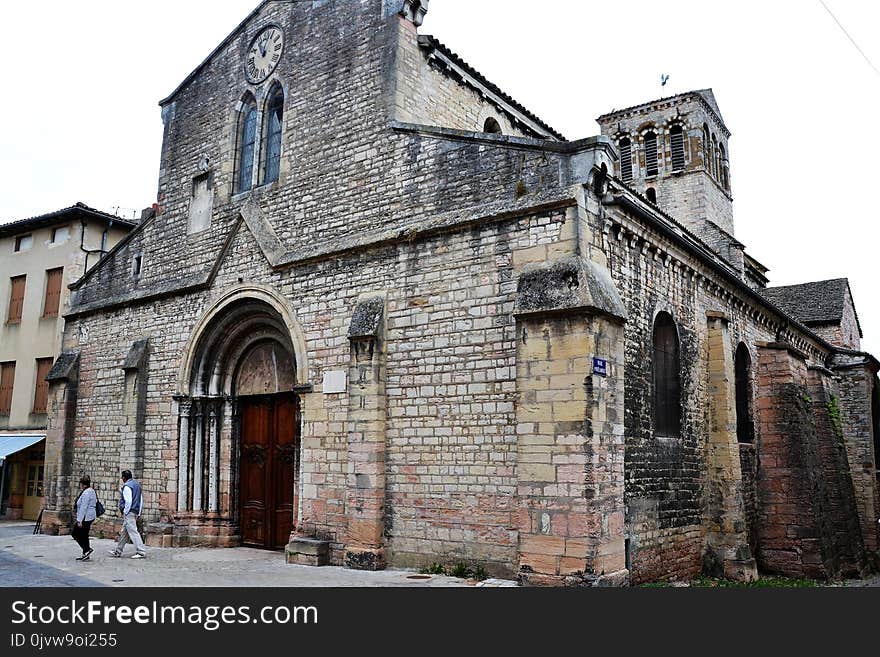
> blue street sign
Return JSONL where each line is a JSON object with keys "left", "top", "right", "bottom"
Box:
{"left": 593, "top": 357, "right": 608, "bottom": 377}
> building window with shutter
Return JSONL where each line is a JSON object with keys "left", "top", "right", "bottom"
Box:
{"left": 14, "top": 234, "right": 32, "bottom": 252}
{"left": 735, "top": 343, "right": 754, "bottom": 443}
{"left": 653, "top": 312, "right": 681, "bottom": 438}
{"left": 619, "top": 136, "right": 633, "bottom": 182}
{"left": 0, "top": 361, "right": 14, "bottom": 415}
{"left": 670, "top": 124, "right": 685, "bottom": 172}
{"left": 237, "top": 96, "right": 258, "bottom": 193}
{"left": 33, "top": 358, "right": 53, "bottom": 414}
{"left": 42, "top": 268, "right": 63, "bottom": 318}
{"left": 7, "top": 275, "right": 26, "bottom": 324}
{"left": 644, "top": 131, "right": 658, "bottom": 177}
{"left": 50, "top": 225, "right": 69, "bottom": 244}
{"left": 262, "top": 85, "right": 284, "bottom": 185}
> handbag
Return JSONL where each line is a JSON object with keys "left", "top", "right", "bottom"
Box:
{"left": 95, "top": 492, "right": 105, "bottom": 518}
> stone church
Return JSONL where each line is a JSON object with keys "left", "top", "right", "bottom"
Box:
{"left": 41, "top": 0, "right": 879, "bottom": 585}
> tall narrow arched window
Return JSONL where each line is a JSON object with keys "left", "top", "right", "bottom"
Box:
{"left": 646, "top": 187, "right": 657, "bottom": 204}
{"left": 237, "top": 99, "right": 258, "bottom": 193}
{"left": 735, "top": 343, "right": 754, "bottom": 443}
{"left": 719, "top": 144, "right": 729, "bottom": 191}
{"left": 619, "top": 136, "right": 633, "bottom": 182}
{"left": 644, "top": 131, "right": 658, "bottom": 177}
{"left": 653, "top": 312, "right": 681, "bottom": 437}
{"left": 702, "top": 124, "right": 711, "bottom": 174}
{"left": 263, "top": 86, "right": 284, "bottom": 184}
{"left": 712, "top": 134, "right": 719, "bottom": 180}
{"left": 670, "top": 124, "right": 685, "bottom": 172}
{"left": 483, "top": 117, "right": 502, "bottom": 134}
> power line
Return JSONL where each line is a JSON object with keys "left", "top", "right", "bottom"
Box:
{"left": 818, "top": 0, "right": 880, "bottom": 77}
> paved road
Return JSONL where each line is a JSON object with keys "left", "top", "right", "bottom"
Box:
{"left": 0, "top": 522, "right": 508, "bottom": 588}
{"left": 1, "top": 523, "right": 104, "bottom": 586}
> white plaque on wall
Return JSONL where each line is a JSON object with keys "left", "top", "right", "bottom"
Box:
{"left": 322, "top": 370, "right": 347, "bottom": 394}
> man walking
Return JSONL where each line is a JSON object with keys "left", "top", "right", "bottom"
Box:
{"left": 108, "top": 470, "right": 146, "bottom": 559}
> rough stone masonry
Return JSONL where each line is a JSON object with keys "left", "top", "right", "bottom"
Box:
{"left": 40, "top": 0, "right": 879, "bottom": 585}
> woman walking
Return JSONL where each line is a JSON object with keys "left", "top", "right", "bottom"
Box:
{"left": 73, "top": 475, "right": 97, "bottom": 561}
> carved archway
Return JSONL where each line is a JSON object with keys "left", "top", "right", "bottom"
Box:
{"left": 172, "top": 287, "right": 307, "bottom": 547}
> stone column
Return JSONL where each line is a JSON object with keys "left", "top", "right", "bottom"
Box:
{"left": 119, "top": 339, "right": 148, "bottom": 479}
{"left": 703, "top": 312, "right": 757, "bottom": 581}
{"left": 807, "top": 366, "right": 868, "bottom": 578}
{"left": 755, "top": 342, "right": 831, "bottom": 578}
{"left": 513, "top": 256, "right": 628, "bottom": 587}
{"left": 40, "top": 351, "right": 80, "bottom": 535}
{"left": 192, "top": 401, "right": 204, "bottom": 512}
{"left": 176, "top": 399, "right": 191, "bottom": 512}
{"left": 208, "top": 401, "right": 219, "bottom": 513}
{"left": 344, "top": 294, "right": 387, "bottom": 570}
{"left": 834, "top": 362, "right": 880, "bottom": 568}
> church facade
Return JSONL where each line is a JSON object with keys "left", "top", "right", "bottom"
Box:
{"left": 41, "top": 0, "right": 879, "bottom": 585}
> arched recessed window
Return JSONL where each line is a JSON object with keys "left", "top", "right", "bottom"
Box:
{"left": 483, "top": 117, "right": 502, "bottom": 134}
{"left": 712, "top": 134, "right": 719, "bottom": 180}
{"left": 702, "top": 124, "right": 711, "bottom": 175}
{"left": 646, "top": 187, "right": 657, "bottom": 204}
{"left": 670, "top": 124, "right": 685, "bottom": 172}
{"left": 619, "top": 136, "right": 633, "bottom": 182}
{"left": 644, "top": 131, "right": 658, "bottom": 177}
{"left": 263, "top": 85, "right": 284, "bottom": 184}
{"left": 237, "top": 98, "right": 258, "bottom": 193}
{"left": 653, "top": 312, "right": 681, "bottom": 437}
{"left": 735, "top": 343, "right": 754, "bottom": 443}
{"left": 719, "top": 144, "right": 729, "bottom": 191}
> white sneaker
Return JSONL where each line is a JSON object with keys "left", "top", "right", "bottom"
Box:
{"left": 108, "top": 550, "right": 121, "bottom": 557}
{"left": 131, "top": 553, "right": 146, "bottom": 559}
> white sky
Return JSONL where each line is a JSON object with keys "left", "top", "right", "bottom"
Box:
{"left": 1, "top": 0, "right": 877, "bottom": 351}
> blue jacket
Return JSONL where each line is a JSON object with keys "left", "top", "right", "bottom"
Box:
{"left": 118, "top": 479, "right": 142, "bottom": 515}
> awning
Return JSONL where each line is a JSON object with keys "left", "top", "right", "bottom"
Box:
{"left": 0, "top": 434, "right": 45, "bottom": 463}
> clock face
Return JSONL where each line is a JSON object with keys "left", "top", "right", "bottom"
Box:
{"left": 245, "top": 26, "right": 284, "bottom": 84}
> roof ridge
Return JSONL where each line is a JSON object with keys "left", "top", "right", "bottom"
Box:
{"left": 419, "top": 34, "right": 566, "bottom": 141}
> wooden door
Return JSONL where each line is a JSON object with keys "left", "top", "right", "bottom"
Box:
{"left": 239, "top": 393, "right": 298, "bottom": 549}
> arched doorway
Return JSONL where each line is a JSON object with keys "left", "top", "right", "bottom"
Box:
{"left": 176, "top": 291, "right": 305, "bottom": 549}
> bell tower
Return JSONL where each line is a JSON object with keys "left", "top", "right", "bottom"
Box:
{"left": 597, "top": 89, "right": 734, "bottom": 252}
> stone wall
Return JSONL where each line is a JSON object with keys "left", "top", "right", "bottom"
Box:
{"left": 836, "top": 365, "right": 880, "bottom": 566}
{"left": 601, "top": 202, "right": 779, "bottom": 583}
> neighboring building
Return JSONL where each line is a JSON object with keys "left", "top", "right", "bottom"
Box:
{"left": 39, "top": 1, "right": 879, "bottom": 584}
{"left": 0, "top": 203, "right": 135, "bottom": 519}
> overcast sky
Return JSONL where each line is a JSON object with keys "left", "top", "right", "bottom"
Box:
{"left": 1, "top": 1, "right": 877, "bottom": 351}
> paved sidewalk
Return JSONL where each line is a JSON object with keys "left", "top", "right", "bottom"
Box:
{"left": 0, "top": 522, "right": 508, "bottom": 588}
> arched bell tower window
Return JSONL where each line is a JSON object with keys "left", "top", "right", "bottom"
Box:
{"left": 483, "top": 117, "right": 502, "bottom": 134}
{"left": 237, "top": 96, "right": 258, "bottom": 193}
{"left": 712, "top": 134, "right": 719, "bottom": 180}
{"left": 262, "top": 85, "right": 284, "bottom": 184}
{"left": 702, "top": 124, "right": 711, "bottom": 175}
{"left": 645, "top": 187, "right": 657, "bottom": 204}
{"left": 644, "top": 130, "right": 658, "bottom": 177}
{"left": 653, "top": 312, "right": 681, "bottom": 438}
{"left": 735, "top": 343, "right": 754, "bottom": 443}
{"left": 670, "top": 124, "right": 685, "bottom": 172}
{"left": 619, "top": 136, "right": 633, "bottom": 182}
{"left": 719, "top": 144, "right": 729, "bottom": 191}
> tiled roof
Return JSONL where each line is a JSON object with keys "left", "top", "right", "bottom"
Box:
{"left": 761, "top": 278, "right": 857, "bottom": 328}
{"left": 0, "top": 203, "right": 137, "bottom": 239}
